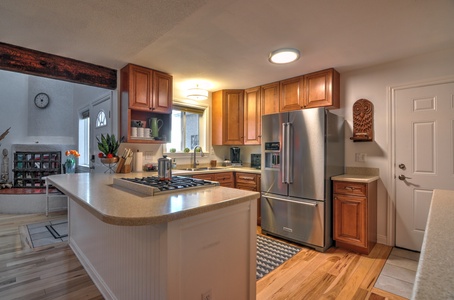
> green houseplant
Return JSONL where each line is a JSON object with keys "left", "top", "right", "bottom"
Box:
{"left": 97, "top": 134, "right": 120, "bottom": 160}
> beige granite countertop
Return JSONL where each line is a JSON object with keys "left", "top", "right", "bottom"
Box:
{"left": 47, "top": 172, "right": 259, "bottom": 226}
{"left": 331, "top": 174, "right": 379, "bottom": 183}
{"left": 412, "top": 189, "right": 454, "bottom": 299}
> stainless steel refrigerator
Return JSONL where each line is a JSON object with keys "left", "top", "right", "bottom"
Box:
{"left": 261, "top": 107, "right": 344, "bottom": 252}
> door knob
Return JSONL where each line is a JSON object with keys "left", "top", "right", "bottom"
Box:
{"left": 398, "top": 174, "right": 411, "bottom": 180}
{"left": 398, "top": 163, "right": 406, "bottom": 170}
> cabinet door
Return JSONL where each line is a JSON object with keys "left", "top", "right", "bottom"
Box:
{"left": 301, "top": 68, "right": 340, "bottom": 109}
{"left": 129, "top": 65, "right": 153, "bottom": 111}
{"left": 244, "top": 87, "right": 261, "bottom": 145}
{"left": 223, "top": 90, "right": 244, "bottom": 145}
{"left": 333, "top": 194, "right": 367, "bottom": 248}
{"left": 152, "top": 71, "right": 172, "bottom": 113}
{"left": 261, "top": 82, "right": 280, "bottom": 115}
{"left": 280, "top": 76, "right": 303, "bottom": 112}
{"left": 212, "top": 90, "right": 244, "bottom": 145}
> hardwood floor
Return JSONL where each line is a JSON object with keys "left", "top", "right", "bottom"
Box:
{"left": 0, "top": 212, "right": 102, "bottom": 300}
{"left": 0, "top": 213, "right": 406, "bottom": 300}
{"left": 256, "top": 235, "right": 406, "bottom": 300}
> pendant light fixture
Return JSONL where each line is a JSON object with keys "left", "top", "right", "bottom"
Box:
{"left": 269, "top": 48, "right": 301, "bottom": 64}
{"left": 186, "top": 85, "right": 208, "bottom": 100}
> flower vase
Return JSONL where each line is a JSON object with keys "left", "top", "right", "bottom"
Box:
{"left": 65, "top": 157, "right": 76, "bottom": 174}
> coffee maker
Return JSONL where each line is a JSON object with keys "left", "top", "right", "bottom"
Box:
{"left": 230, "top": 147, "right": 241, "bottom": 165}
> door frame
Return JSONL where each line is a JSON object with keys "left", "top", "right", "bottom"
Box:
{"left": 388, "top": 75, "right": 454, "bottom": 247}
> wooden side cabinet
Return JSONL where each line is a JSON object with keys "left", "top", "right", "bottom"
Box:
{"left": 333, "top": 179, "right": 377, "bottom": 254}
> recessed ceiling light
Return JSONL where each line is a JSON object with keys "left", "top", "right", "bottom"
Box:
{"left": 268, "top": 48, "right": 301, "bottom": 64}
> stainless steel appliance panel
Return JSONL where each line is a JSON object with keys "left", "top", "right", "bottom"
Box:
{"left": 261, "top": 112, "right": 288, "bottom": 196}
{"left": 261, "top": 193, "right": 325, "bottom": 249}
{"left": 288, "top": 108, "right": 326, "bottom": 201}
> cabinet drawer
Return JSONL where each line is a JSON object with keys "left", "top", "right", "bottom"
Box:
{"left": 235, "top": 173, "right": 257, "bottom": 185}
{"left": 236, "top": 183, "right": 257, "bottom": 191}
{"left": 214, "top": 172, "right": 234, "bottom": 183}
{"left": 193, "top": 174, "right": 214, "bottom": 181}
{"left": 333, "top": 181, "right": 366, "bottom": 196}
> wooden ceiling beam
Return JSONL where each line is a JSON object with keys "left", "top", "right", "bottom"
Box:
{"left": 0, "top": 42, "right": 117, "bottom": 90}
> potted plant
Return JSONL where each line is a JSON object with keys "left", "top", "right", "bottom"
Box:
{"left": 97, "top": 134, "right": 120, "bottom": 163}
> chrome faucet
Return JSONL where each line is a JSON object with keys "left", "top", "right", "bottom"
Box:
{"left": 193, "top": 146, "right": 204, "bottom": 168}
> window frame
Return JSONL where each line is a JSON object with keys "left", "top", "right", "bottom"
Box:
{"left": 78, "top": 108, "right": 90, "bottom": 167}
{"left": 164, "top": 100, "right": 210, "bottom": 155}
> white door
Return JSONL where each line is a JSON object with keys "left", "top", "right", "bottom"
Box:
{"left": 91, "top": 93, "right": 113, "bottom": 173}
{"left": 395, "top": 81, "right": 454, "bottom": 251}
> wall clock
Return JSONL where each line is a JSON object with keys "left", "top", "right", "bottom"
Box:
{"left": 34, "top": 92, "right": 50, "bottom": 109}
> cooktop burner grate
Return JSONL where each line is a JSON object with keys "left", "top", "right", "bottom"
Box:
{"left": 113, "top": 176, "right": 219, "bottom": 196}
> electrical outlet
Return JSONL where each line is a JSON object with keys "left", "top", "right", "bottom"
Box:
{"left": 355, "top": 153, "right": 366, "bottom": 162}
{"left": 201, "top": 290, "right": 212, "bottom": 300}
{"left": 145, "top": 151, "right": 152, "bottom": 160}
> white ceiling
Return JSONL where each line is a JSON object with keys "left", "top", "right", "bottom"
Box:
{"left": 1, "top": 0, "right": 454, "bottom": 99}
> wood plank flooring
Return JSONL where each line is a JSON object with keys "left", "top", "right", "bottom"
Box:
{"left": 0, "top": 213, "right": 406, "bottom": 300}
{"left": 0, "top": 212, "right": 102, "bottom": 300}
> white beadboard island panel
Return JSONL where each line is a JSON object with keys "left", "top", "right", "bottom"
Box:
{"left": 69, "top": 198, "right": 256, "bottom": 300}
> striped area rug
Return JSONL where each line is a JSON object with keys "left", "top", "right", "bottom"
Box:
{"left": 256, "top": 234, "right": 301, "bottom": 280}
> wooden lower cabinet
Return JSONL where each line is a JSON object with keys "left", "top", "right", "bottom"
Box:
{"left": 214, "top": 172, "right": 235, "bottom": 188}
{"left": 235, "top": 172, "right": 261, "bottom": 225}
{"left": 333, "top": 180, "right": 377, "bottom": 254}
{"left": 193, "top": 172, "right": 234, "bottom": 188}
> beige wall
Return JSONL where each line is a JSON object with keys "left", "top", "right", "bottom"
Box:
{"left": 338, "top": 47, "right": 454, "bottom": 244}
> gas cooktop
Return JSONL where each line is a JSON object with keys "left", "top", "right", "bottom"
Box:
{"left": 113, "top": 176, "right": 219, "bottom": 196}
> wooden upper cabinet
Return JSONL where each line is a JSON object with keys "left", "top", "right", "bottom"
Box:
{"left": 212, "top": 90, "right": 244, "bottom": 145}
{"left": 261, "top": 82, "right": 280, "bottom": 115}
{"left": 279, "top": 76, "right": 303, "bottom": 112}
{"left": 120, "top": 63, "right": 172, "bottom": 144}
{"left": 126, "top": 64, "right": 153, "bottom": 111}
{"left": 301, "top": 68, "right": 340, "bottom": 109}
{"left": 152, "top": 71, "right": 173, "bottom": 113}
{"left": 244, "top": 87, "right": 261, "bottom": 145}
{"left": 121, "top": 64, "right": 172, "bottom": 113}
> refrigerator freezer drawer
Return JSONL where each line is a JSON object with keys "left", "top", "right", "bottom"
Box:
{"left": 261, "top": 194, "right": 325, "bottom": 249}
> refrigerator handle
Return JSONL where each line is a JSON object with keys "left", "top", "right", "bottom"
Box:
{"left": 281, "top": 122, "right": 287, "bottom": 183}
{"left": 287, "top": 122, "right": 293, "bottom": 183}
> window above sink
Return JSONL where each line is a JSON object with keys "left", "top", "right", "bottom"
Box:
{"left": 164, "top": 100, "right": 210, "bottom": 154}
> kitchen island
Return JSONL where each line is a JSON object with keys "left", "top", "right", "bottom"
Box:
{"left": 47, "top": 172, "right": 259, "bottom": 300}
{"left": 412, "top": 189, "right": 454, "bottom": 299}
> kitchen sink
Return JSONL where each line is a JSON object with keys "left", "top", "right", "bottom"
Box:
{"left": 181, "top": 167, "right": 224, "bottom": 171}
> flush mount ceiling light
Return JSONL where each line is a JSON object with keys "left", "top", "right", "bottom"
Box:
{"left": 268, "top": 48, "right": 301, "bottom": 64}
{"left": 186, "top": 85, "right": 208, "bottom": 100}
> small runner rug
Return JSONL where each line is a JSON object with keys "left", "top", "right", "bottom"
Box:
{"left": 25, "top": 219, "right": 68, "bottom": 248}
{"left": 256, "top": 234, "right": 301, "bottom": 280}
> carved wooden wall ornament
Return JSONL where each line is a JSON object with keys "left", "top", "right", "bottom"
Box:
{"left": 350, "top": 98, "right": 374, "bottom": 142}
